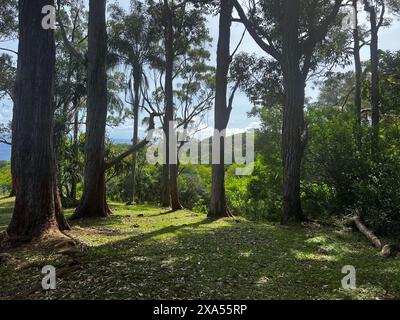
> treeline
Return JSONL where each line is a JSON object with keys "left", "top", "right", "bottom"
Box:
{"left": 0, "top": 0, "right": 399, "bottom": 245}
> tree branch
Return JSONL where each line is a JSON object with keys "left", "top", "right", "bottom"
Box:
{"left": 377, "top": 1, "right": 385, "bottom": 30}
{"left": 103, "top": 112, "right": 162, "bottom": 171}
{"left": 232, "top": 0, "right": 281, "bottom": 61}
{"left": 0, "top": 47, "right": 18, "bottom": 55}
{"left": 230, "top": 28, "right": 246, "bottom": 60}
{"left": 301, "top": 0, "right": 343, "bottom": 55}
{"left": 56, "top": 0, "right": 85, "bottom": 65}
{"left": 0, "top": 138, "right": 11, "bottom": 145}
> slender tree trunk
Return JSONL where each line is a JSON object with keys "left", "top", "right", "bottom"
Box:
{"left": 127, "top": 71, "right": 140, "bottom": 205}
{"left": 281, "top": 0, "right": 306, "bottom": 225}
{"left": 170, "top": 163, "right": 182, "bottom": 210}
{"left": 161, "top": 0, "right": 176, "bottom": 209}
{"left": 136, "top": 166, "right": 142, "bottom": 202}
{"left": 131, "top": 78, "right": 139, "bottom": 205}
{"left": 209, "top": 0, "right": 233, "bottom": 218}
{"left": 166, "top": 0, "right": 182, "bottom": 211}
{"left": 70, "top": 110, "right": 79, "bottom": 200}
{"left": 9, "top": 137, "right": 16, "bottom": 197}
{"left": 369, "top": 5, "right": 380, "bottom": 152}
{"left": 161, "top": 164, "right": 170, "bottom": 207}
{"left": 281, "top": 72, "right": 306, "bottom": 224}
{"left": 72, "top": 0, "right": 110, "bottom": 219}
{"left": 6, "top": 0, "right": 70, "bottom": 242}
{"left": 353, "top": 0, "right": 362, "bottom": 127}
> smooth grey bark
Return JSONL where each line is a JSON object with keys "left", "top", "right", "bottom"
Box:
{"left": 280, "top": 0, "right": 306, "bottom": 224}
{"left": 161, "top": 0, "right": 182, "bottom": 210}
{"left": 233, "top": 0, "right": 341, "bottom": 224}
{"left": 127, "top": 70, "right": 140, "bottom": 205}
{"left": 72, "top": 0, "right": 110, "bottom": 219}
{"left": 353, "top": 0, "right": 362, "bottom": 127}
{"left": 367, "top": 3, "right": 380, "bottom": 151}
{"left": 70, "top": 109, "right": 79, "bottom": 200}
{"left": 209, "top": 0, "right": 233, "bottom": 218}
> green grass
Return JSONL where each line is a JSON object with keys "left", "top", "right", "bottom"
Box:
{"left": 1, "top": 197, "right": 400, "bottom": 300}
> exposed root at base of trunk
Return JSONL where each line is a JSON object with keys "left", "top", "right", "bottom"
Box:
{"left": 69, "top": 207, "right": 112, "bottom": 221}
{"left": 207, "top": 207, "right": 238, "bottom": 221}
{"left": 0, "top": 228, "right": 82, "bottom": 250}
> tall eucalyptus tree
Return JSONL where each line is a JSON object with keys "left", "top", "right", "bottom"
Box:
{"left": 232, "top": 0, "right": 344, "bottom": 224}
{"left": 7, "top": 0, "right": 70, "bottom": 242}
{"left": 109, "top": 0, "right": 159, "bottom": 205}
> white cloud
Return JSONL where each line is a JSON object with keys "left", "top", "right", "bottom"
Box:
{"left": 0, "top": 102, "right": 13, "bottom": 124}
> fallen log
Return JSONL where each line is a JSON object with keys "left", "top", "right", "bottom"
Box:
{"left": 352, "top": 216, "right": 383, "bottom": 249}
{"left": 352, "top": 216, "right": 395, "bottom": 258}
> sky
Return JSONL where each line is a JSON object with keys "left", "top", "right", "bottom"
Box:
{"left": 1, "top": 1, "right": 400, "bottom": 142}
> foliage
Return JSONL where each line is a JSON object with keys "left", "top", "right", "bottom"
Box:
{"left": 303, "top": 106, "right": 362, "bottom": 214}
{"left": 303, "top": 101, "right": 400, "bottom": 235}
{"left": 0, "top": 0, "right": 17, "bottom": 42}
{"left": 0, "top": 53, "right": 15, "bottom": 101}
{"left": 59, "top": 133, "right": 85, "bottom": 199}
{"left": 0, "top": 160, "right": 11, "bottom": 195}
{"left": 376, "top": 50, "right": 400, "bottom": 116}
{"left": 231, "top": 53, "right": 283, "bottom": 108}
{"left": 105, "top": 142, "right": 162, "bottom": 204}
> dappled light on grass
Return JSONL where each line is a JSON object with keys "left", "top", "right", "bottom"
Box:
{"left": 0, "top": 197, "right": 14, "bottom": 232}
{"left": 291, "top": 249, "right": 339, "bottom": 262}
{"left": 1, "top": 200, "right": 400, "bottom": 299}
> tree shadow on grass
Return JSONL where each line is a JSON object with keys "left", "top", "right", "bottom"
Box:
{"left": 0, "top": 200, "right": 14, "bottom": 233}
{"left": 17, "top": 221, "right": 398, "bottom": 300}
{"left": 1, "top": 200, "right": 400, "bottom": 300}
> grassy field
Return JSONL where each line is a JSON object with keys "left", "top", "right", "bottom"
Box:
{"left": 0, "top": 196, "right": 399, "bottom": 300}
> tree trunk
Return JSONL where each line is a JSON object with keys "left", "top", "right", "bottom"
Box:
{"left": 161, "top": 0, "right": 180, "bottom": 209}
{"left": 72, "top": 0, "right": 110, "bottom": 219}
{"left": 352, "top": 216, "right": 383, "bottom": 249}
{"left": 209, "top": 0, "right": 233, "bottom": 218}
{"left": 353, "top": 0, "right": 362, "bottom": 127}
{"left": 170, "top": 163, "right": 182, "bottom": 210}
{"left": 369, "top": 5, "right": 380, "bottom": 152}
{"left": 127, "top": 71, "right": 140, "bottom": 205}
{"left": 161, "top": 164, "right": 170, "bottom": 207}
{"left": 6, "top": 0, "right": 70, "bottom": 242}
{"left": 281, "top": 0, "right": 306, "bottom": 225}
{"left": 165, "top": 0, "right": 182, "bottom": 211}
{"left": 9, "top": 138, "right": 16, "bottom": 197}
{"left": 70, "top": 110, "right": 79, "bottom": 200}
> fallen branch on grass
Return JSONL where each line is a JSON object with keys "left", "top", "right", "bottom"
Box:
{"left": 352, "top": 216, "right": 395, "bottom": 258}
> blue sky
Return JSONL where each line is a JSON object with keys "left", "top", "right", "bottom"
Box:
{"left": 1, "top": 1, "right": 400, "bottom": 141}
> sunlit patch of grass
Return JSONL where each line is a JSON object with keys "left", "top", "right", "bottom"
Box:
{"left": 291, "top": 249, "right": 339, "bottom": 262}
{"left": 0, "top": 196, "right": 14, "bottom": 233}
{"left": 305, "top": 235, "right": 327, "bottom": 244}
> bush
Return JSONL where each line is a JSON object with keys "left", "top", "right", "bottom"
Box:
{"left": 0, "top": 161, "right": 11, "bottom": 195}
{"left": 304, "top": 105, "right": 400, "bottom": 235}
{"left": 226, "top": 158, "right": 282, "bottom": 221}
{"left": 355, "top": 155, "right": 400, "bottom": 236}
{"left": 179, "top": 165, "right": 210, "bottom": 210}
